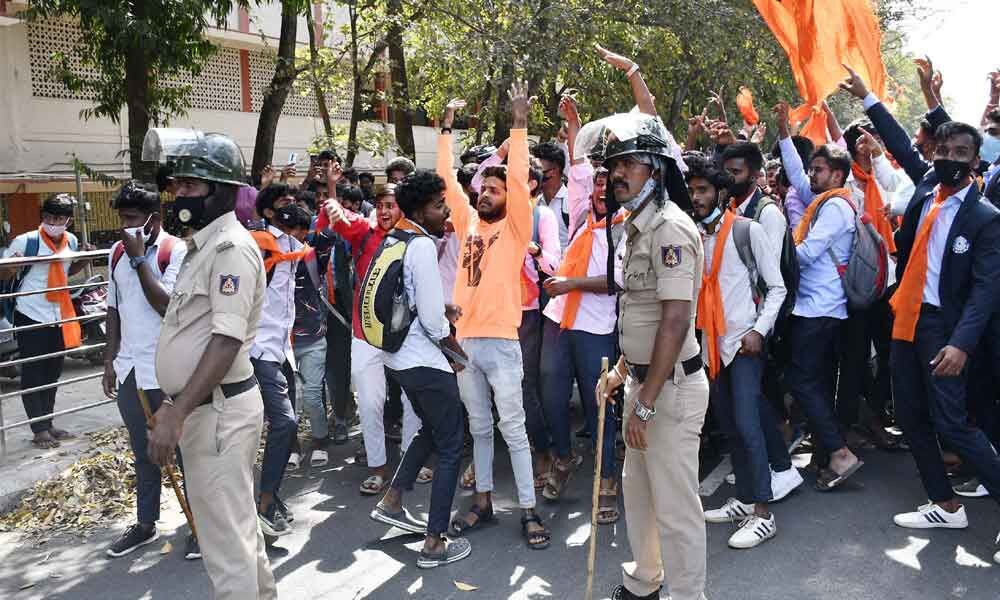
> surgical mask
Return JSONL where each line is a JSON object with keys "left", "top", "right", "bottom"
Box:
{"left": 41, "top": 223, "right": 67, "bottom": 238}
{"left": 619, "top": 177, "right": 658, "bottom": 212}
{"left": 981, "top": 134, "right": 1000, "bottom": 164}
{"left": 700, "top": 206, "right": 722, "bottom": 225}
{"left": 933, "top": 158, "right": 972, "bottom": 189}
{"left": 123, "top": 214, "right": 153, "bottom": 243}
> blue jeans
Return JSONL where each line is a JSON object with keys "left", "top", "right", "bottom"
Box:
{"left": 891, "top": 308, "right": 1000, "bottom": 504}
{"left": 252, "top": 358, "right": 298, "bottom": 496}
{"left": 387, "top": 366, "right": 464, "bottom": 537}
{"left": 116, "top": 369, "right": 184, "bottom": 524}
{"left": 785, "top": 316, "right": 846, "bottom": 455}
{"left": 711, "top": 353, "right": 789, "bottom": 504}
{"left": 294, "top": 339, "right": 329, "bottom": 440}
{"left": 540, "top": 319, "right": 617, "bottom": 479}
{"left": 518, "top": 309, "right": 550, "bottom": 452}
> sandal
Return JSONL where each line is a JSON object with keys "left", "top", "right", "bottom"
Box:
{"left": 542, "top": 457, "right": 578, "bottom": 501}
{"left": 597, "top": 483, "right": 620, "bottom": 525}
{"left": 360, "top": 474, "right": 387, "bottom": 496}
{"left": 534, "top": 469, "right": 552, "bottom": 491}
{"left": 31, "top": 437, "right": 60, "bottom": 450}
{"left": 816, "top": 460, "right": 864, "bottom": 491}
{"left": 49, "top": 428, "right": 75, "bottom": 440}
{"left": 416, "top": 536, "right": 472, "bottom": 569}
{"left": 449, "top": 503, "right": 495, "bottom": 536}
{"left": 460, "top": 464, "right": 476, "bottom": 490}
{"left": 520, "top": 513, "right": 550, "bottom": 550}
{"left": 416, "top": 467, "right": 434, "bottom": 485}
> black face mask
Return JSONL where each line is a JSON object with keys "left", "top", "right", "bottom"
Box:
{"left": 933, "top": 159, "right": 972, "bottom": 189}
{"left": 173, "top": 194, "right": 209, "bottom": 229}
{"left": 729, "top": 179, "right": 753, "bottom": 199}
{"left": 274, "top": 204, "right": 298, "bottom": 227}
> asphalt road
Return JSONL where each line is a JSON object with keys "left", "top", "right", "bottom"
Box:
{"left": 2, "top": 428, "right": 999, "bottom": 600}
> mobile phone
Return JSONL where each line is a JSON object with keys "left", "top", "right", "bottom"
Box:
{"left": 288, "top": 152, "right": 298, "bottom": 166}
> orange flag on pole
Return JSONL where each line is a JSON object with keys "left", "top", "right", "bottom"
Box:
{"left": 752, "top": 0, "right": 887, "bottom": 146}
{"left": 736, "top": 87, "right": 760, "bottom": 126}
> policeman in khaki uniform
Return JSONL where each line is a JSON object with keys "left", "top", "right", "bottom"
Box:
{"left": 589, "top": 114, "right": 710, "bottom": 600}
{"left": 145, "top": 129, "right": 276, "bottom": 600}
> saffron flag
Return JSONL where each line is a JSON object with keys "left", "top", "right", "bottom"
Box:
{"left": 752, "top": 0, "right": 887, "bottom": 145}
{"left": 736, "top": 86, "right": 760, "bottom": 126}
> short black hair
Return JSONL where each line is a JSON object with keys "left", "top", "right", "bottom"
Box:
{"left": 843, "top": 119, "right": 877, "bottom": 160}
{"left": 457, "top": 162, "right": 479, "bottom": 187}
{"left": 527, "top": 157, "right": 545, "bottom": 187}
{"left": 336, "top": 182, "right": 365, "bottom": 207}
{"left": 274, "top": 203, "right": 312, "bottom": 231}
{"left": 295, "top": 189, "right": 317, "bottom": 211}
{"left": 530, "top": 141, "right": 565, "bottom": 173}
{"left": 385, "top": 156, "right": 416, "bottom": 177}
{"left": 684, "top": 154, "right": 732, "bottom": 191}
{"left": 342, "top": 167, "right": 359, "bottom": 184}
{"left": 358, "top": 171, "right": 375, "bottom": 183}
{"left": 41, "top": 193, "right": 76, "bottom": 217}
{"left": 594, "top": 166, "right": 609, "bottom": 182}
{"left": 317, "top": 149, "right": 340, "bottom": 163}
{"left": 811, "top": 144, "right": 852, "bottom": 183}
{"left": 935, "top": 121, "right": 983, "bottom": 154}
{"left": 155, "top": 164, "right": 174, "bottom": 193}
{"left": 395, "top": 169, "right": 446, "bottom": 218}
{"left": 112, "top": 181, "right": 161, "bottom": 214}
{"left": 720, "top": 142, "right": 764, "bottom": 173}
{"left": 772, "top": 135, "right": 814, "bottom": 166}
{"left": 986, "top": 107, "right": 1000, "bottom": 124}
{"left": 256, "top": 183, "right": 296, "bottom": 216}
{"left": 480, "top": 165, "right": 507, "bottom": 185}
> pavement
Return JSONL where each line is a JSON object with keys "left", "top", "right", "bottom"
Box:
{"left": 1, "top": 375, "right": 999, "bottom": 599}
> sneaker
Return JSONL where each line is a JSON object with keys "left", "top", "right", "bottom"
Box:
{"left": 953, "top": 478, "right": 989, "bottom": 498}
{"left": 705, "top": 498, "right": 754, "bottom": 524}
{"left": 416, "top": 537, "right": 472, "bottom": 569}
{"left": 274, "top": 495, "right": 295, "bottom": 523}
{"left": 610, "top": 584, "right": 661, "bottom": 600}
{"left": 106, "top": 523, "right": 159, "bottom": 557}
{"left": 770, "top": 467, "right": 804, "bottom": 502}
{"left": 728, "top": 514, "right": 777, "bottom": 549}
{"left": 184, "top": 534, "right": 202, "bottom": 560}
{"left": 258, "top": 504, "right": 292, "bottom": 537}
{"left": 725, "top": 473, "right": 736, "bottom": 485}
{"left": 893, "top": 502, "right": 968, "bottom": 529}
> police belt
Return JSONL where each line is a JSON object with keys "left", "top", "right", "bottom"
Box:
{"left": 626, "top": 355, "right": 703, "bottom": 384}
{"left": 198, "top": 375, "right": 258, "bottom": 406}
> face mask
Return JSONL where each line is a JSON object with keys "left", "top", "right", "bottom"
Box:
{"left": 173, "top": 185, "right": 215, "bottom": 229}
{"left": 41, "top": 223, "right": 67, "bottom": 238}
{"left": 981, "top": 134, "right": 1000, "bottom": 164}
{"left": 729, "top": 179, "right": 752, "bottom": 199}
{"left": 933, "top": 159, "right": 972, "bottom": 189}
{"left": 274, "top": 204, "right": 299, "bottom": 228}
{"left": 700, "top": 206, "right": 722, "bottom": 225}
{"left": 123, "top": 214, "right": 153, "bottom": 243}
{"left": 619, "top": 177, "right": 658, "bottom": 212}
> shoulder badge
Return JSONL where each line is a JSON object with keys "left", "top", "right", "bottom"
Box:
{"left": 219, "top": 274, "right": 240, "bottom": 296}
{"left": 952, "top": 236, "right": 970, "bottom": 255}
{"left": 661, "top": 245, "right": 682, "bottom": 268}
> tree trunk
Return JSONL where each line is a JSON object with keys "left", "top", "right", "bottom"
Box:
{"left": 125, "top": 4, "right": 151, "bottom": 183}
{"left": 491, "top": 64, "right": 514, "bottom": 146}
{"left": 346, "top": 4, "right": 361, "bottom": 167}
{"left": 387, "top": 0, "right": 415, "bottom": 158}
{"left": 306, "top": 5, "right": 333, "bottom": 139}
{"left": 251, "top": 0, "right": 300, "bottom": 183}
{"left": 474, "top": 80, "right": 492, "bottom": 145}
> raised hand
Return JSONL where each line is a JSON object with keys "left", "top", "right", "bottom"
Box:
{"left": 772, "top": 101, "right": 791, "bottom": 137}
{"left": 750, "top": 121, "right": 768, "bottom": 145}
{"left": 915, "top": 56, "right": 935, "bottom": 92}
{"left": 595, "top": 43, "right": 636, "bottom": 73}
{"left": 859, "top": 129, "right": 884, "bottom": 158}
{"left": 509, "top": 80, "right": 535, "bottom": 130}
{"left": 443, "top": 98, "right": 466, "bottom": 130}
{"left": 839, "top": 64, "right": 870, "bottom": 100}
{"left": 325, "top": 160, "right": 343, "bottom": 188}
{"left": 558, "top": 94, "right": 581, "bottom": 128}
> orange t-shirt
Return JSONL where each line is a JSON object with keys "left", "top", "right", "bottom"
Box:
{"left": 437, "top": 129, "right": 532, "bottom": 339}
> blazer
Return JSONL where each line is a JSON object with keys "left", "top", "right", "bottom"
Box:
{"left": 866, "top": 102, "right": 951, "bottom": 186}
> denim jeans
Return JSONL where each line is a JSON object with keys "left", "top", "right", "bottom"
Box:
{"left": 387, "top": 366, "right": 464, "bottom": 536}
{"left": 294, "top": 338, "right": 329, "bottom": 440}
{"left": 540, "top": 319, "right": 618, "bottom": 478}
{"left": 457, "top": 337, "right": 536, "bottom": 508}
{"left": 518, "top": 309, "right": 550, "bottom": 452}
{"left": 785, "top": 316, "right": 846, "bottom": 455}
{"left": 252, "top": 358, "right": 298, "bottom": 496}
{"left": 710, "top": 353, "right": 788, "bottom": 504}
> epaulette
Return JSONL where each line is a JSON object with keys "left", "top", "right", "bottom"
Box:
{"left": 216, "top": 240, "right": 235, "bottom": 252}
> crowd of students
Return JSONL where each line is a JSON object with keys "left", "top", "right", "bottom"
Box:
{"left": 3, "top": 45, "right": 1000, "bottom": 599}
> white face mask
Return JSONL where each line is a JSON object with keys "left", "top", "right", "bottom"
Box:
{"left": 41, "top": 223, "right": 67, "bottom": 238}
{"left": 619, "top": 177, "right": 658, "bottom": 212}
{"left": 700, "top": 206, "right": 722, "bottom": 225}
{"left": 123, "top": 215, "right": 153, "bottom": 243}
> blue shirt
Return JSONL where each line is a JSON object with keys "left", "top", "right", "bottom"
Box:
{"left": 918, "top": 183, "right": 972, "bottom": 307}
{"left": 793, "top": 196, "right": 856, "bottom": 320}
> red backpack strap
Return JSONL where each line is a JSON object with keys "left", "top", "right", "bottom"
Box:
{"left": 111, "top": 242, "right": 126, "bottom": 273}
{"left": 156, "top": 236, "right": 178, "bottom": 273}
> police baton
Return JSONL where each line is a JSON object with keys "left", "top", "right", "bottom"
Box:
{"left": 137, "top": 389, "right": 198, "bottom": 540}
{"left": 585, "top": 356, "right": 610, "bottom": 600}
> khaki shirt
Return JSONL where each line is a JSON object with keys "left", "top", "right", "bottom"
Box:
{"left": 618, "top": 197, "right": 703, "bottom": 366}
{"left": 155, "top": 211, "right": 266, "bottom": 397}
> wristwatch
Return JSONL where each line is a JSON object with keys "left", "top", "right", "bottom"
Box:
{"left": 129, "top": 255, "right": 147, "bottom": 270}
{"left": 633, "top": 399, "right": 656, "bottom": 422}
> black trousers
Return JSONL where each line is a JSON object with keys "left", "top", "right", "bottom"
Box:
{"left": 325, "top": 316, "right": 355, "bottom": 424}
{"left": 13, "top": 311, "right": 65, "bottom": 434}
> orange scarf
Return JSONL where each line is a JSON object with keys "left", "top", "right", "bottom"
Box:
{"left": 792, "top": 187, "right": 852, "bottom": 246}
{"left": 558, "top": 211, "right": 628, "bottom": 329}
{"left": 851, "top": 163, "right": 897, "bottom": 253}
{"left": 392, "top": 217, "right": 426, "bottom": 235}
{"left": 696, "top": 211, "right": 735, "bottom": 379}
{"left": 251, "top": 230, "right": 310, "bottom": 272}
{"left": 889, "top": 188, "right": 949, "bottom": 342}
{"left": 38, "top": 227, "right": 82, "bottom": 349}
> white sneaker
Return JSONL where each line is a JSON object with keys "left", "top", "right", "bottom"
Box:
{"left": 893, "top": 503, "right": 968, "bottom": 529}
{"left": 953, "top": 478, "right": 988, "bottom": 498}
{"left": 725, "top": 473, "right": 736, "bottom": 485}
{"left": 728, "top": 514, "right": 776, "bottom": 549}
{"left": 995, "top": 532, "right": 1000, "bottom": 565}
{"left": 705, "top": 498, "right": 754, "bottom": 523}
{"left": 770, "top": 467, "right": 804, "bottom": 502}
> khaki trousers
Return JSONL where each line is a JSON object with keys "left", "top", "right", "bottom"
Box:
{"left": 621, "top": 369, "right": 709, "bottom": 600}
{"left": 179, "top": 386, "right": 277, "bottom": 600}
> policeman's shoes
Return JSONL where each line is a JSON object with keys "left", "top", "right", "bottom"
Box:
{"left": 893, "top": 502, "right": 968, "bottom": 529}
{"left": 704, "top": 498, "right": 753, "bottom": 523}
{"left": 184, "top": 533, "right": 202, "bottom": 560}
{"left": 953, "top": 478, "right": 988, "bottom": 498}
{"left": 610, "top": 584, "right": 661, "bottom": 600}
{"left": 728, "top": 514, "right": 777, "bottom": 549}
{"left": 258, "top": 504, "right": 293, "bottom": 537}
{"left": 106, "top": 523, "right": 159, "bottom": 557}
{"left": 770, "top": 467, "right": 804, "bottom": 502}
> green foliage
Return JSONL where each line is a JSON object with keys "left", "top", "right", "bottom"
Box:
{"left": 307, "top": 125, "right": 397, "bottom": 159}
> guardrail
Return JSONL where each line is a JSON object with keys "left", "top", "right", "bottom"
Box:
{"left": 0, "top": 249, "right": 110, "bottom": 457}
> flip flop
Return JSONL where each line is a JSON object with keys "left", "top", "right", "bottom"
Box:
{"left": 416, "top": 467, "right": 434, "bottom": 485}
{"left": 360, "top": 475, "right": 387, "bottom": 496}
{"left": 597, "top": 484, "right": 620, "bottom": 525}
{"left": 521, "top": 513, "right": 550, "bottom": 550}
{"left": 311, "top": 449, "right": 329, "bottom": 468}
{"left": 369, "top": 503, "right": 427, "bottom": 534}
{"left": 816, "top": 460, "right": 864, "bottom": 491}
{"left": 416, "top": 537, "right": 472, "bottom": 569}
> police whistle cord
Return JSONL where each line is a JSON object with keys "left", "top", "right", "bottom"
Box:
{"left": 585, "top": 356, "right": 610, "bottom": 600}
{"left": 137, "top": 389, "right": 198, "bottom": 540}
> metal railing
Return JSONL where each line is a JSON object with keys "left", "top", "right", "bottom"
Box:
{"left": 0, "top": 249, "right": 111, "bottom": 457}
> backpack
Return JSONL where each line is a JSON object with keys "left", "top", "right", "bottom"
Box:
{"left": 732, "top": 196, "right": 800, "bottom": 328}
{"left": 110, "top": 236, "right": 178, "bottom": 277}
{"left": 809, "top": 195, "right": 889, "bottom": 310}
{"left": 1, "top": 231, "right": 78, "bottom": 322}
{"left": 358, "top": 229, "right": 423, "bottom": 352}
{"left": 301, "top": 246, "right": 349, "bottom": 329}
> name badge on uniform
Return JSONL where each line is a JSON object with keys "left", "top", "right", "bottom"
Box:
{"left": 952, "top": 236, "right": 970, "bottom": 255}
{"left": 661, "top": 245, "right": 682, "bottom": 268}
{"left": 219, "top": 274, "right": 240, "bottom": 296}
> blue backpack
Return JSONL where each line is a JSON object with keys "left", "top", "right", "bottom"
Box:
{"left": 1, "top": 231, "right": 78, "bottom": 322}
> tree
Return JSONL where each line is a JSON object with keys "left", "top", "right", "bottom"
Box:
{"left": 24, "top": 1, "right": 242, "bottom": 182}
{"left": 386, "top": 0, "right": 416, "bottom": 158}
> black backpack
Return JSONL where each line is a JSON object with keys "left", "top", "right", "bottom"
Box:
{"left": 358, "top": 229, "right": 422, "bottom": 352}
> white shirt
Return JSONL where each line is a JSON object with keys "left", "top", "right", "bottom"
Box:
{"left": 544, "top": 184, "right": 572, "bottom": 250}
{"left": 700, "top": 218, "right": 786, "bottom": 367}
{"left": 732, "top": 190, "right": 787, "bottom": 265}
{"left": 436, "top": 229, "right": 460, "bottom": 304}
{"left": 251, "top": 225, "right": 302, "bottom": 364}
{"left": 792, "top": 196, "right": 856, "bottom": 320}
{"left": 920, "top": 183, "right": 972, "bottom": 307}
{"left": 106, "top": 231, "right": 187, "bottom": 389}
{"left": 3, "top": 230, "right": 78, "bottom": 324}
{"left": 384, "top": 227, "right": 453, "bottom": 373}
{"left": 523, "top": 202, "right": 560, "bottom": 311}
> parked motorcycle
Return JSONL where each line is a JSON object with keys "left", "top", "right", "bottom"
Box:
{"left": 70, "top": 274, "right": 108, "bottom": 365}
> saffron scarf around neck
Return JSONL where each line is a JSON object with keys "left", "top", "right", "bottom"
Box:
{"left": 38, "top": 227, "right": 82, "bottom": 349}
{"left": 851, "top": 163, "right": 896, "bottom": 253}
{"left": 558, "top": 210, "right": 627, "bottom": 330}
{"left": 792, "top": 187, "right": 852, "bottom": 246}
{"left": 696, "top": 210, "right": 736, "bottom": 379}
{"left": 251, "top": 230, "right": 310, "bottom": 272}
